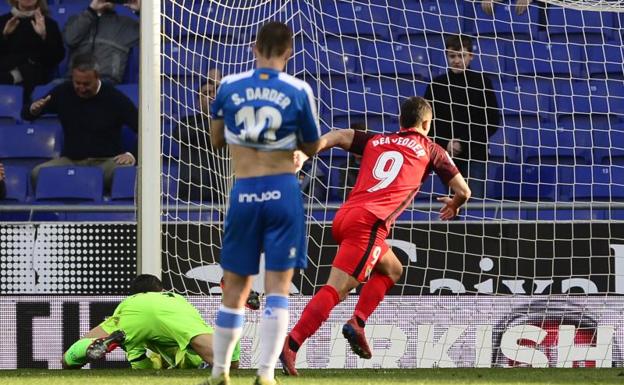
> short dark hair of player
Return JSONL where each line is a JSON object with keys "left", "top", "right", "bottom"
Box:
{"left": 71, "top": 53, "right": 100, "bottom": 74}
{"left": 399, "top": 96, "right": 432, "bottom": 129}
{"left": 130, "top": 274, "right": 163, "bottom": 294}
{"left": 445, "top": 34, "right": 474, "bottom": 53}
{"left": 255, "top": 21, "right": 293, "bottom": 58}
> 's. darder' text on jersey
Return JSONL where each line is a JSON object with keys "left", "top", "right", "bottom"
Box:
{"left": 231, "top": 87, "right": 291, "bottom": 110}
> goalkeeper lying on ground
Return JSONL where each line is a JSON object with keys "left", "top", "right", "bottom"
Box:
{"left": 62, "top": 274, "right": 260, "bottom": 369}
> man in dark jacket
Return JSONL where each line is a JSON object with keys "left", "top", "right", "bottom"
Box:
{"left": 64, "top": 0, "right": 139, "bottom": 84}
{"left": 174, "top": 68, "right": 228, "bottom": 202}
{"left": 424, "top": 34, "right": 500, "bottom": 198}
{"left": 22, "top": 54, "right": 138, "bottom": 190}
{"left": 0, "top": 0, "right": 65, "bottom": 102}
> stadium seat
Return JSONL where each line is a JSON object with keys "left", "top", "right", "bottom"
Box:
{"left": 162, "top": 1, "right": 236, "bottom": 41}
{"left": 162, "top": 163, "right": 179, "bottom": 202}
{"left": 363, "top": 77, "right": 401, "bottom": 115}
{"left": 466, "top": 0, "right": 538, "bottom": 37}
{"left": 509, "top": 41, "right": 585, "bottom": 77}
{"left": 414, "top": 173, "right": 449, "bottom": 201}
{"left": 320, "top": 2, "right": 391, "bottom": 39}
{"left": 499, "top": 78, "right": 553, "bottom": 117}
{"left": 488, "top": 126, "right": 520, "bottom": 163}
{"left": 162, "top": 41, "right": 212, "bottom": 78}
{"left": 471, "top": 37, "right": 508, "bottom": 76}
{"left": 47, "top": 3, "right": 83, "bottom": 32}
{"left": 0, "top": 85, "right": 22, "bottom": 123}
{"left": 559, "top": 165, "right": 616, "bottom": 201}
{"left": 110, "top": 166, "right": 136, "bottom": 201}
{"left": 0, "top": 165, "right": 29, "bottom": 202}
{"left": 116, "top": 84, "right": 139, "bottom": 106}
{"left": 386, "top": 40, "right": 431, "bottom": 79}
{"left": 593, "top": 130, "right": 624, "bottom": 165}
{"left": 419, "top": 0, "right": 464, "bottom": 35}
{"left": 123, "top": 46, "right": 140, "bottom": 84}
{"left": 0, "top": 123, "right": 62, "bottom": 164}
{"left": 546, "top": 8, "right": 618, "bottom": 42}
{"left": 31, "top": 81, "right": 60, "bottom": 101}
{"left": 319, "top": 76, "right": 365, "bottom": 117}
{"left": 35, "top": 166, "right": 104, "bottom": 202}
{"left": 307, "top": 36, "right": 359, "bottom": 76}
{"left": 586, "top": 42, "right": 624, "bottom": 78}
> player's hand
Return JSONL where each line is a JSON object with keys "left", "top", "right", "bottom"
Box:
{"left": 293, "top": 150, "right": 309, "bottom": 172}
{"left": 515, "top": 0, "right": 531, "bottom": 15}
{"left": 481, "top": 0, "right": 496, "bottom": 15}
{"left": 90, "top": 0, "right": 115, "bottom": 12}
{"left": 113, "top": 152, "right": 135, "bottom": 165}
{"left": 3, "top": 16, "right": 20, "bottom": 37}
{"left": 0, "top": 163, "right": 5, "bottom": 181}
{"left": 437, "top": 196, "right": 460, "bottom": 220}
{"left": 31, "top": 9, "right": 47, "bottom": 40}
{"left": 446, "top": 140, "right": 462, "bottom": 157}
{"left": 29, "top": 95, "right": 51, "bottom": 116}
{"left": 124, "top": 0, "right": 140, "bottom": 12}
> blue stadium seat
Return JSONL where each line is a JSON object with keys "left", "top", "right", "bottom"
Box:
{"left": 162, "top": 77, "right": 200, "bottom": 118}
{"left": 319, "top": 76, "right": 365, "bottom": 117}
{"left": 398, "top": 79, "right": 427, "bottom": 99}
{"left": 48, "top": 3, "right": 83, "bottom": 32}
{"left": 415, "top": 173, "right": 449, "bottom": 201}
{"left": 123, "top": 46, "right": 140, "bottom": 84}
{"left": 419, "top": 0, "right": 464, "bottom": 35}
{"left": 35, "top": 166, "right": 104, "bottom": 203}
{"left": 546, "top": 8, "right": 619, "bottom": 41}
{"left": 488, "top": 126, "right": 520, "bottom": 163}
{"left": 110, "top": 166, "right": 136, "bottom": 201}
{"left": 31, "top": 82, "right": 59, "bottom": 101}
{"left": 309, "top": 37, "right": 359, "bottom": 76}
{"left": 586, "top": 42, "right": 624, "bottom": 78}
{"left": 499, "top": 78, "right": 553, "bottom": 117}
{"left": 0, "top": 166, "right": 29, "bottom": 202}
{"left": 521, "top": 126, "right": 589, "bottom": 165}
{"left": 555, "top": 79, "right": 624, "bottom": 116}
{"left": 162, "top": 1, "right": 235, "bottom": 41}
{"left": 593, "top": 130, "right": 624, "bottom": 165}
{"left": 471, "top": 37, "right": 508, "bottom": 76}
{"left": 0, "top": 123, "right": 62, "bottom": 163}
{"left": 466, "top": 0, "right": 538, "bottom": 37}
{"left": 509, "top": 41, "right": 585, "bottom": 77}
{"left": 559, "top": 165, "right": 615, "bottom": 201}
{"left": 162, "top": 41, "right": 211, "bottom": 78}
{"left": 320, "top": 2, "right": 391, "bottom": 39}
{"left": 0, "top": 85, "right": 22, "bottom": 122}
{"left": 363, "top": 77, "right": 401, "bottom": 115}
{"left": 116, "top": 84, "right": 139, "bottom": 106}
{"left": 387, "top": 40, "right": 431, "bottom": 79}
{"left": 518, "top": 164, "right": 558, "bottom": 201}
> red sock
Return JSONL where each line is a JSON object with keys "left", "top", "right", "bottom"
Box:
{"left": 290, "top": 285, "right": 340, "bottom": 348}
{"left": 353, "top": 273, "right": 395, "bottom": 323}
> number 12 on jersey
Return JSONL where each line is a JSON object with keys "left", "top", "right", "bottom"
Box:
{"left": 235, "top": 106, "right": 282, "bottom": 142}
{"left": 367, "top": 151, "right": 404, "bottom": 192}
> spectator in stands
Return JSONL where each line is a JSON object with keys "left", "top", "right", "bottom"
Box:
{"left": 174, "top": 68, "right": 226, "bottom": 201}
{"left": 64, "top": 0, "right": 140, "bottom": 84}
{"left": 22, "top": 54, "right": 138, "bottom": 190}
{"left": 424, "top": 34, "right": 500, "bottom": 198}
{"left": 336, "top": 122, "right": 365, "bottom": 199}
{"left": 480, "top": 0, "right": 533, "bottom": 15}
{"left": 0, "top": 163, "right": 6, "bottom": 200}
{"left": 0, "top": 0, "right": 65, "bottom": 102}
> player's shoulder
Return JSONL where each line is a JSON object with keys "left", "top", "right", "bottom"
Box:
{"left": 277, "top": 72, "right": 314, "bottom": 95}
{"left": 219, "top": 69, "right": 255, "bottom": 87}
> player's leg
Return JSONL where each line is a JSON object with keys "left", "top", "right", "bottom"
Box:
{"left": 62, "top": 326, "right": 125, "bottom": 369}
{"left": 343, "top": 247, "right": 402, "bottom": 359}
{"left": 190, "top": 333, "right": 214, "bottom": 366}
{"left": 211, "top": 271, "right": 253, "bottom": 381}
{"left": 208, "top": 178, "right": 263, "bottom": 384}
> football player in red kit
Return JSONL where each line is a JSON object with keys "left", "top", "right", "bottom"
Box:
{"left": 280, "top": 96, "right": 471, "bottom": 375}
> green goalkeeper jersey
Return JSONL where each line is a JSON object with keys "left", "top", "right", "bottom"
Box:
{"left": 100, "top": 291, "right": 240, "bottom": 369}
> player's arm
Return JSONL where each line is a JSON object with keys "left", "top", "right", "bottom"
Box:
{"left": 429, "top": 143, "right": 471, "bottom": 220}
{"left": 210, "top": 119, "right": 226, "bottom": 150}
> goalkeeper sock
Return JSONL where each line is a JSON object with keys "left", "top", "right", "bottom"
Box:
{"left": 211, "top": 306, "right": 244, "bottom": 378}
{"left": 257, "top": 294, "right": 289, "bottom": 380}
{"left": 290, "top": 285, "right": 340, "bottom": 349}
{"left": 63, "top": 338, "right": 95, "bottom": 368}
{"left": 353, "top": 273, "right": 395, "bottom": 324}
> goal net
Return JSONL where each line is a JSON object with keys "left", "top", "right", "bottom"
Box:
{"left": 160, "top": 0, "right": 624, "bottom": 368}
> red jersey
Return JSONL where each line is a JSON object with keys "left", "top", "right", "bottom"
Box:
{"left": 341, "top": 130, "right": 460, "bottom": 223}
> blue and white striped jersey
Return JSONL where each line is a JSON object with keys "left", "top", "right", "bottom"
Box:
{"left": 210, "top": 68, "right": 320, "bottom": 151}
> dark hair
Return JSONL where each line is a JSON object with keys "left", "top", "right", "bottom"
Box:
{"left": 350, "top": 122, "right": 366, "bottom": 132}
{"left": 130, "top": 274, "right": 163, "bottom": 294}
{"left": 399, "top": 96, "right": 432, "bottom": 129}
{"left": 71, "top": 53, "right": 100, "bottom": 73}
{"left": 445, "top": 34, "right": 474, "bottom": 53}
{"left": 255, "top": 21, "right": 293, "bottom": 58}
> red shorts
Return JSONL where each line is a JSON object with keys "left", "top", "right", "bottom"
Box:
{"left": 331, "top": 206, "right": 390, "bottom": 282}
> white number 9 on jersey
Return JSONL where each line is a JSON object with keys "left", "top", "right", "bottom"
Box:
{"left": 367, "top": 151, "right": 404, "bottom": 192}
{"left": 235, "top": 106, "right": 282, "bottom": 142}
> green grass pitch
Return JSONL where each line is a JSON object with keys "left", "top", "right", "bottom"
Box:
{"left": 0, "top": 369, "right": 623, "bottom": 385}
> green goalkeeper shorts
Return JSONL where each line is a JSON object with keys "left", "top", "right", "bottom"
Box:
{"left": 100, "top": 292, "right": 238, "bottom": 367}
